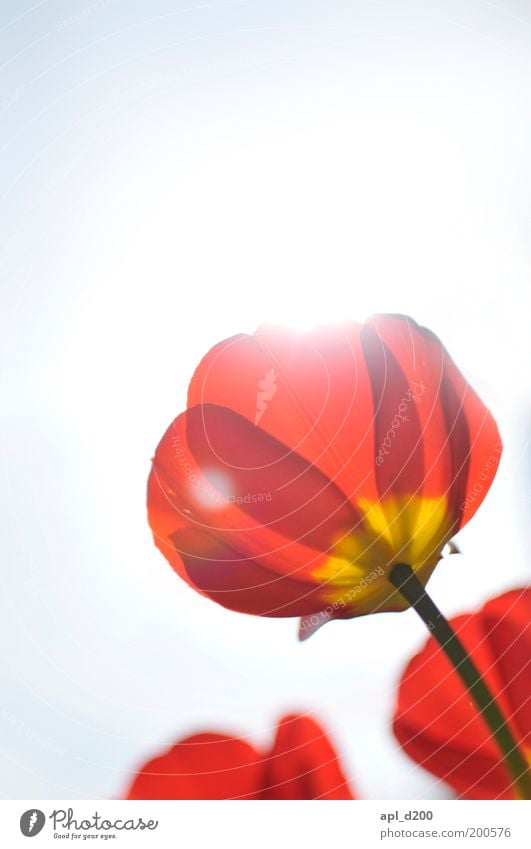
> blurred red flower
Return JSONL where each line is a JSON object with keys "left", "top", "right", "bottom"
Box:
{"left": 393, "top": 588, "right": 531, "bottom": 799}
{"left": 125, "top": 714, "right": 354, "bottom": 799}
{"left": 148, "top": 315, "right": 500, "bottom": 633}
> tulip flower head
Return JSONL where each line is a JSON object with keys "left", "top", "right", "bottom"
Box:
{"left": 148, "top": 315, "right": 500, "bottom": 634}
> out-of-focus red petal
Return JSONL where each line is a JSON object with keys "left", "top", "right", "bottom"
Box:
{"left": 481, "top": 590, "right": 531, "bottom": 749}
{"left": 393, "top": 589, "right": 530, "bottom": 799}
{"left": 262, "top": 714, "right": 355, "bottom": 799}
{"left": 126, "top": 733, "right": 263, "bottom": 800}
{"left": 126, "top": 717, "right": 356, "bottom": 800}
{"left": 187, "top": 324, "right": 379, "bottom": 507}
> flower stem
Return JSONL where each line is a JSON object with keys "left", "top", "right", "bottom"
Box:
{"left": 388, "top": 562, "right": 531, "bottom": 800}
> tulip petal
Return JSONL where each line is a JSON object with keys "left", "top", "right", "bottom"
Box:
{"left": 393, "top": 589, "right": 530, "bottom": 799}
{"left": 361, "top": 320, "right": 425, "bottom": 500}
{"left": 149, "top": 407, "right": 363, "bottom": 604}
{"left": 126, "top": 733, "right": 263, "bottom": 800}
{"left": 169, "top": 526, "right": 332, "bottom": 617}
{"left": 262, "top": 714, "right": 355, "bottom": 799}
{"left": 366, "top": 315, "right": 501, "bottom": 531}
{"left": 366, "top": 315, "right": 453, "bottom": 500}
{"left": 185, "top": 403, "right": 360, "bottom": 551}
{"left": 481, "top": 589, "right": 531, "bottom": 748}
{"left": 187, "top": 324, "right": 379, "bottom": 507}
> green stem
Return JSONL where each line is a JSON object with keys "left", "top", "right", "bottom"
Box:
{"left": 389, "top": 563, "right": 531, "bottom": 800}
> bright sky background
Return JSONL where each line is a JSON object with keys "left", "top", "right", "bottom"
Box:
{"left": 1, "top": 0, "right": 531, "bottom": 800}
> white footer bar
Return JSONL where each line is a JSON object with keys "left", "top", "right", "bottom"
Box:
{"left": 1, "top": 800, "right": 529, "bottom": 848}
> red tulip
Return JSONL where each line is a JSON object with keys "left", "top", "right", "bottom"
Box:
{"left": 148, "top": 315, "right": 500, "bottom": 632}
{"left": 125, "top": 714, "right": 355, "bottom": 799}
{"left": 393, "top": 588, "right": 531, "bottom": 799}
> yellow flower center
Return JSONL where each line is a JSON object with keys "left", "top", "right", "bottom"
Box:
{"left": 313, "top": 495, "right": 453, "bottom": 616}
